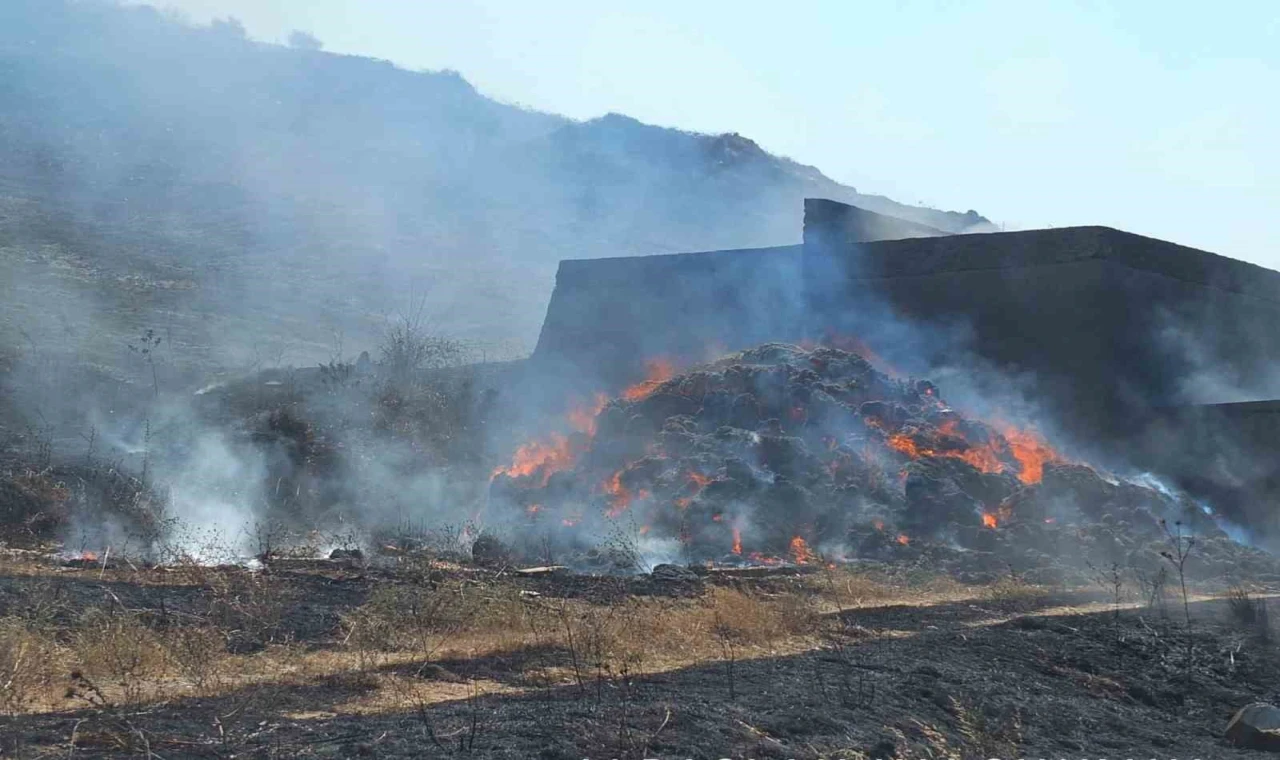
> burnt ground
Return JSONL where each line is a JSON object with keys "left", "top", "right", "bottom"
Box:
{"left": 1, "top": 557, "right": 1278, "bottom": 759}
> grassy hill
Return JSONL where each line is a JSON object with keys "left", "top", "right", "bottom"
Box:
{"left": 0, "top": 0, "right": 991, "bottom": 386}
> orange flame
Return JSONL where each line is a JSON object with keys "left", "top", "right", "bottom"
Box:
{"left": 622, "top": 358, "right": 675, "bottom": 402}
{"left": 81, "top": 550, "right": 98, "bottom": 562}
{"left": 896, "top": 534, "right": 910, "bottom": 546}
{"left": 956, "top": 446, "right": 1004, "bottom": 475}
{"left": 494, "top": 394, "right": 607, "bottom": 484}
{"left": 789, "top": 536, "right": 812, "bottom": 564}
{"left": 603, "top": 471, "right": 648, "bottom": 517}
{"left": 887, "top": 433, "right": 921, "bottom": 458}
{"left": 687, "top": 471, "right": 712, "bottom": 490}
{"left": 872, "top": 519, "right": 885, "bottom": 531}
{"left": 999, "top": 425, "right": 1062, "bottom": 484}
{"left": 525, "top": 504, "right": 542, "bottom": 517}
{"left": 982, "top": 512, "right": 998, "bottom": 529}
{"left": 492, "top": 433, "right": 577, "bottom": 485}
{"left": 888, "top": 432, "right": 1002, "bottom": 475}
{"left": 732, "top": 527, "right": 742, "bottom": 555}
{"left": 892, "top": 422, "right": 1059, "bottom": 482}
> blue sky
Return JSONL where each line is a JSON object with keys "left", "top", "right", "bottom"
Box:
{"left": 138, "top": 0, "right": 1278, "bottom": 266}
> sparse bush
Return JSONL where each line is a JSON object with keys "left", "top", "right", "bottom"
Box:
{"left": 341, "top": 581, "right": 525, "bottom": 669}
{"left": 0, "top": 617, "right": 58, "bottom": 714}
{"left": 1159, "top": 519, "right": 1196, "bottom": 626}
{"left": 701, "top": 586, "right": 818, "bottom": 645}
{"left": 1226, "top": 585, "right": 1271, "bottom": 642}
{"left": 377, "top": 313, "right": 468, "bottom": 384}
{"left": 204, "top": 569, "right": 293, "bottom": 647}
{"left": 0, "top": 471, "right": 70, "bottom": 541}
{"left": 162, "top": 625, "right": 226, "bottom": 694}
{"left": 1134, "top": 565, "right": 1170, "bottom": 617}
{"left": 71, "top": 609, "right": 169, "bottom": 705}
{"left": 126, "top": 328, "right": 163, "bottom": 397}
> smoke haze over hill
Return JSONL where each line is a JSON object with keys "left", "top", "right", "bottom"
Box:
{"left": 0, "top": 0, "right": 990, "bottom": 382}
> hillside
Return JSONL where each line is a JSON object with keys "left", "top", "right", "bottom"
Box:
{"left": 0, "top": 0, "right": 991, "bottom": 382}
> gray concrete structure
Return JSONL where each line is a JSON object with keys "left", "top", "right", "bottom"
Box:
{"left": 531, "top": 198, "right": 1280, "bottom": 529}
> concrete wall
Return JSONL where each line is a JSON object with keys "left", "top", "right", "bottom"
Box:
{"left": 533, "top": 244, "right": 806, "bottom": 393}
{"left": 532, "top": 201, "right": 1280, "bottom": 439}
{"left": 529, "top": 199, "right": 1280, "bottom": 533}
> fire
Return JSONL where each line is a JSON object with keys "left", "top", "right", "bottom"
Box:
{"left": 494, "top": 395, "right": 608, "bottom": 485}
{"left": 890, "top": 421, "right": 1061, "bottom": 484}
{"left": 602, "top": 471, "right": 648, "bottom": 517}
{"left": 687, "top": 471, "right": 712, "bottom": 490}
{"left": 525, "top": 504, "right": 542, "bottom": 517}
{"left": 81, "top": 550, "right": 98, "bottom": 562}
{"left": 732, "top": 527, "right": 742, "bottom": 555}
{"left": 872, "top": 519, "right": 885, "bottom": 531}
{"left": 887, "top": 433, "right": 921, "bottom": 458}
{"left": 1000, "top": 425, "right": 1063, "bottom": 484}
{"left": 955, "top": 446, "right": 1003, "bottom": 474}
{"left": 492, "top": 434, "right": 577, "bottom": 485}
{"left": 622, "top": 358, "right": 675, "bottom": 402}
{"left": 896, "top": 534, "right": 910, "bottom": 546}
{"left": 982, "top": 512, "right": 998, "bottom": 529}
{"left": 789, "top": 536, "right": 812, "bottom": 564}
{"left": 887, "top": 432, "right": 1002, "bottom": 475}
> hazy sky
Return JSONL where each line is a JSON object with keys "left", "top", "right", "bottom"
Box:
{"left": 135, "top": 1, "right": 1278, "bottom": 266}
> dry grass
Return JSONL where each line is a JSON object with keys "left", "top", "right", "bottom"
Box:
{"left": 0, "top": 557, "right": 1048, "bottom": 720}
{"left": 0, "top": 617, "right": 59, "bottom": 715}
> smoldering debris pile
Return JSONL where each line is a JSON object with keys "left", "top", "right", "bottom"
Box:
{"left": 490, "top": 343, "right": 1278, "bottom": 583}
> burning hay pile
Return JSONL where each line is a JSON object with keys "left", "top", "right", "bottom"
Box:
{"left": 491, "top": 343, "right": 1277, "bottom": 583}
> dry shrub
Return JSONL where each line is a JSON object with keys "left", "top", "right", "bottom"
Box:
{"left": 205, "top": 569, "right": 293, "bottom": 645}
{"left": 560, "top": 587, "right": 818, "bottom": 675}
{"left": 807, "top": 565, "right": 975, "bottom": 611}
{"left": 342, "top": 581, "right": 819, "bottom": 680}
{"left": 0, "top": 471, "right": 71, "bottom": 539}
{"left": 71, "top": 609, "right": 170, "bottom": 705}
{"left": 981, "top": 575, "right": 1041, "bottom": 603}
{"left": 1226, "top": 585, "right": 1271, "bottom": 641}
{"left": 342, "top": 582, "right": 527, "bottom": 665}
{"left": 0, "top": 617, "right": 59, "bottom": 714}
{"left": 161, "top": 625, "right": 226, "bottom": 693}
{"left": 698, "top": 586, "right": 818, "bottom": 645}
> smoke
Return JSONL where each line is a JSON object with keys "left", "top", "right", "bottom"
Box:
{"left": 158, "top": 431, "right": 264, "bottom": 561}
{"left": 8, "top": 0, "right": 1266, "bottom": 569}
